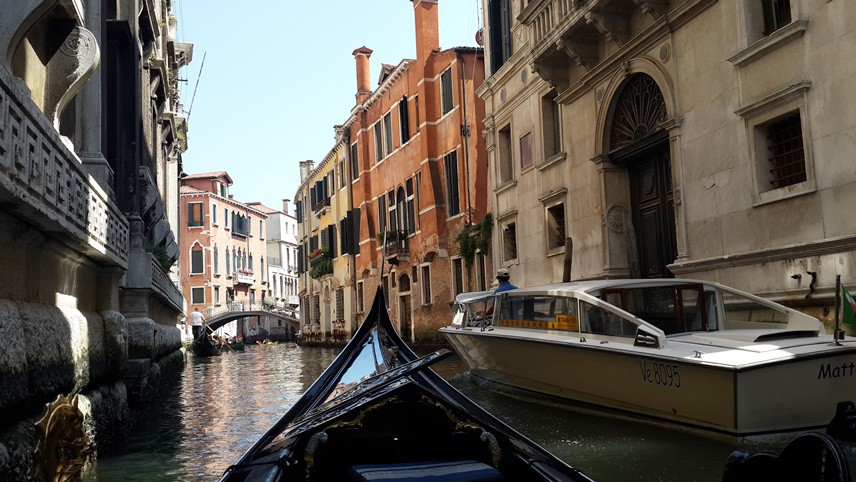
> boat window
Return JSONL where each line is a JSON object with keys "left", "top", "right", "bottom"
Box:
{"left": 721, "top": 290, "right": 789, "bottom": 329}
{"left": 580, "top": 301, "right": 637, "bottom": 338}
{"left": 605, "top": 285, "right": 719, "bottom": 334}
{"left": 624, "top": 287, "right": 676, "bottom": 332}
{"left": 499, "top": 296, "right": 579, "bottom": 331}
{"left": 680, "top": 289, "right": 719, "bottom": 332}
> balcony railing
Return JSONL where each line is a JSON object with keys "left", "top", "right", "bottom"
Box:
{"left": 0, "top": 65, "right": 129, "bottom": 267}
{"left": 381, "top": 230, "right": 409, "bottom": 263}
{"left": 235, "top": 270, "right": 254, "bottom": 285}
{"left": 313, "top": 197, "right": 330, "bottom": 214}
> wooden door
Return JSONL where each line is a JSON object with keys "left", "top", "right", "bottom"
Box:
{"left": 629, "top": 143, "right": 678, "bottom": 278}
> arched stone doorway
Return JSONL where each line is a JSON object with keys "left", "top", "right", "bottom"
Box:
{"left": 604, "top": 73, "right": 678, "bottom": 279}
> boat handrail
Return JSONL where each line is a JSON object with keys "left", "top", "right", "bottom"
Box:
{"left": 574, "top": 291, "right": 668, "bottom": 348}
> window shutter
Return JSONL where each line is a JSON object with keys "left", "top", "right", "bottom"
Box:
{"left": 399, "top": 97, "right": 410, "bottom": 142}
{"left": 296, "top": 200, "right": 302, "bottom": 224}
{"left": 351, "top": 208, "right": 361, "bottom": 255}
{"left": 340, "top": 219, "right": 348, "bottom": 256}
{"left": 441, "top": 70, "right": 454, "bottom": 115}
{"left": 329, "top": 225, "right": 337, "bottom": 259}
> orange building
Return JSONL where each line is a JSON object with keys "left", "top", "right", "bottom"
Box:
{"left": 343, "top": 0, "right": 490, "bottom": 342}
{"left": 180, "top": 172, "right": 269, "bottom": 335}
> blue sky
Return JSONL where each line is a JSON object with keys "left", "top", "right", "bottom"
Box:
{"left": 177, "top": 0, "right": 483, "bottom": 211}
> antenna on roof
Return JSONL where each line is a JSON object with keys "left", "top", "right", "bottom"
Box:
{"left": 186, "top": 51, "right": 206, "bottom": 122}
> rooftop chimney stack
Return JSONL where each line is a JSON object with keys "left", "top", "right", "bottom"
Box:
{"left": 353, "top": 46, "right": 374, "bottom": 103}
{"left": 299, "top": 160, "right": 315, "bottom": 182}
{"left": 413, "top": 0, "right": 440, "bottom": 70}
{"left": 282, "top": 199, "right": 291, "bottom": 214}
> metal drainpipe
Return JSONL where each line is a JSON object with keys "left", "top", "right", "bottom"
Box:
{"left": 457, "top": 52, "right": 473, "bottom": 226}
{"left": 346, "top": 133, "right": 358, "bottom": 333}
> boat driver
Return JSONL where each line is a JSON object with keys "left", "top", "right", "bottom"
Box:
{"left": 482, "top": 269, "right": 518, "bottom": 319}
{"left": 494, "top": 269, "right": 518, "bottom": 294}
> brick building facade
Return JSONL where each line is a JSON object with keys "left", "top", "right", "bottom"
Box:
{"left": 180, "top": 172, "right": 269, "bottom": 335}
{"left": 344, "top": 0, "right": 491, "bottom": 342}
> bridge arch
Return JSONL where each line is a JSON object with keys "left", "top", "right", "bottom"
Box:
{"left": 203, "top": 302, "right": 300, "bottom": 334}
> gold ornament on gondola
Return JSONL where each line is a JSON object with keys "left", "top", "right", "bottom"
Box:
{"left": 33, "top": 394, "right": 91, "bottom": 482}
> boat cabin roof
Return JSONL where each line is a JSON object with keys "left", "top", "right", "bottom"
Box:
{"left": 504, "top": 278, "right": 721, "bottom": 297}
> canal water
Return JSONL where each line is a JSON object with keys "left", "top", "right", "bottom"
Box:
{"left": 85, "top": 344, "right": 783, "bottom": 481}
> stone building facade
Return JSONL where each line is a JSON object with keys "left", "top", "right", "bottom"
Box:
{"left": 478, "top": 0, "right": 855, "bottom": 318}
{"left": 180, "top": 172, "right": 269, "bottom": 336}
{"left": 249, "top": 200, "right": 300, "bottom": 310}
{"left": 0, "top": 0, "right": 190, "bottom": 477}
{"left": 295, "top": 138, "right": 357, "bottom": 340}
{"left": 341, "top": 0, "right": 490, "bottom": 343}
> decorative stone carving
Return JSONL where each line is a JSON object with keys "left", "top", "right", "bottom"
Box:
{"left": 0, "top": 67, "right": 129, "bottom": 267}
{"left": 44, "top": 27, "right": 100, "bottom": 127}
{"left": 33, "top": 394, "right": 91, "bottom": 482}
{"left": 585, "top": 12, "right": 627, "bottom": 47}
{"left": 632, "top": 0, "right": 670, "bottom": 20}
{"left": 609, "top": 74, "right": 668, "bottom": 151}
{"left": 556, "top": 38, "right": 597, "bottom": 72}
{"left": 606, "top": 205, "right": 631, "bottom": 234}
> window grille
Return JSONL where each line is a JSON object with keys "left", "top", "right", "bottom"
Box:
{"left": 336, "top": 289, "right": 344, "bottom": 321}
{"left": 766, "top": 114, "right": 806, "bottom": 190}
{"left": 503, "top": 222, "right": 518, "bottom": 262}
{"left": 547, "top": 204, "right": 567, "bottom": 250}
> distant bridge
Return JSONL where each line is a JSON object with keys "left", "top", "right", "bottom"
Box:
{"left": 201, "top": 302, "right": 299, "bottom": 333}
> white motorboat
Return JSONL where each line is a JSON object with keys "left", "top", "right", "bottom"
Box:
{"left": 440, "top": 279, "right": 856, "bottom": 437}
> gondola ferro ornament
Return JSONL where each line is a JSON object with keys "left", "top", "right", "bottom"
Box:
{"left": 33, "top": 394, "right": 91, "bottom": 482}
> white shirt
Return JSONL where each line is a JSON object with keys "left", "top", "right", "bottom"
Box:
{"left": 190, "top": 311, "right": 204, "bottom": 326}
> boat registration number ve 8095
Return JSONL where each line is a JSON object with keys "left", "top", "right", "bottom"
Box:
{"left": 639, "top": 361, "right": 681, "bottom": 388}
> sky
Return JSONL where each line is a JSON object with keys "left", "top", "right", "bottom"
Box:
{"left": 176, "top": 0, "right": 484, "bottom": 212}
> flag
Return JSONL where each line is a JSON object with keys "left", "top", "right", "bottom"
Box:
{"left": 843, "top": 286, "right": 856, "bottom": 326}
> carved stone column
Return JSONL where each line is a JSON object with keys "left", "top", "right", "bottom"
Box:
{"left": 77, "top": 0, "right": 114, "bottom": 193}
{"left": 592, "top": 154, "right": 634, "bottom": 278}
{"left": 662, "top": 117, "right": 689, "bottom": 262}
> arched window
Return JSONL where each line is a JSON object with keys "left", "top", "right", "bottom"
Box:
{"left": 190, "top": 243, "right": 204, "bottom": 274}
{"left": 213, "top": 246, "right": 219, "bottom": 274}
{"left": 226, "top": 249, "right": 231, "bottom": 275}
{"left": 396, "top": 186, "right": 407, "bottom": 234}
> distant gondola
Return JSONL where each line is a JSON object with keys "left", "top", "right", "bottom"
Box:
{"left": 219, "top": 288, "right": 593, "bottom": 481}
{"left": 190, "top": 332, "right": 221, "bottom": 357}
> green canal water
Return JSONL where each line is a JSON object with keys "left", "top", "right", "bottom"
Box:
{"left": 84, "top": 343, "right": 785, "bottom": 481}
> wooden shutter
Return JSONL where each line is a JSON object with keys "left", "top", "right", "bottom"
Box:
{"left": 399, "top": 97, "right": 410, "bottom": 142}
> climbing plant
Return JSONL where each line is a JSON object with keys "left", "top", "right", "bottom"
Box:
{"left": 456, "top": 213, "right": 493, "bottom": 268}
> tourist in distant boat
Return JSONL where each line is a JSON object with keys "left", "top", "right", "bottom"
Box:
{"left": 190, "top": 308, "right": 204, "bottom": 340}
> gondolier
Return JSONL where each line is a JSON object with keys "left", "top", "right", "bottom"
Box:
{"left": 190, "top": 308, "right": 204, "bottom": 339}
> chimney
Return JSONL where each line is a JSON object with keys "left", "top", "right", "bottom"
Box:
{"left": 282, "top": 199, "right": 291, "bottom": 214}
{"left": 413, "top": 0, "right": 440, "bottom": 69}
{"left": 353, "top": 46, "right": 373, "bottom": 103}
{"left": 299, "top": 160, "right": 315, "bottom": 182}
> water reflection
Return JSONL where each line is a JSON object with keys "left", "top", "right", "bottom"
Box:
{"left": 86, "top": 344, "right": 338, "bottom": 481}
{"left": 88, "top": 344, "right": 779, "bottom": 482}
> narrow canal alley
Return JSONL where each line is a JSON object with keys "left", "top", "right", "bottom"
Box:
{"left": 85, "top": 344, "right": 779, "bottom": 481}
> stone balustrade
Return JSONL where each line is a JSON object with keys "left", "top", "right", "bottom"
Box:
{"left": 0, "top": 67, "right": 128, "bottom": 268}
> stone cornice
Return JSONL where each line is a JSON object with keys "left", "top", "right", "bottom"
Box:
{"left": 180, "top": 191, "right": 269, "bottom": 218}
{"left": 669, "top": 234, "right": 856, "bottom": 275}
{"left": 294, "top": 140, "right": 347, "bottom": 197}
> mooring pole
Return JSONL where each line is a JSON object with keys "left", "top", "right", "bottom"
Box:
{"left": 562, "top": 237, "right": 574, "bottom": 283}
{"left": 834, "top": 275, "right": 842, "bottom": 346}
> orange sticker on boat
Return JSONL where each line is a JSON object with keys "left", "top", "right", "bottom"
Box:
{"left": 556, "top": 314, "right": 579, "bottom": 331}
